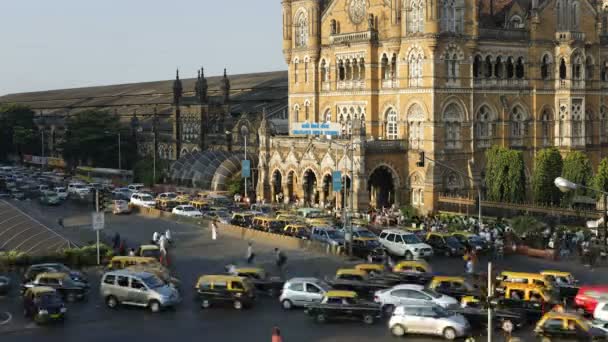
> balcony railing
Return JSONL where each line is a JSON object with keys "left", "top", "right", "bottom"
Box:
{"left": 473, "top": 78, "right": 528, "bottom": 88}
{"left": 556, "top": 31, "right": 585, "bottom": 42}
{"left": 330, "top": 30, "right": 378, "bottom": 45}
{"left": 479, "top": 28, "right": 529, "bottom": 40}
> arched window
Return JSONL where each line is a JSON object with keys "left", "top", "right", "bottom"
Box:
{"left": 320, "top": 59, "right": 328, "bottom": 82}
{"left": 572, "top": 53, "right": 583, "bottom": 81}
{"left": 601, "top": 106, "right": 608, "bottom": 143}
{"left": 345, "top": 59, "right": 352, "bottom": 80}
{"left": 444, "top": 48, "right": 460, "bottom": 82}
{"left": 484, "top": 56, "right": 493, "bottom": 78}
{"left": 559, "top": 58, "right": 567, "bottom": 80}
{"left": 585, "top": 56, "right": 594, "bottom": 81}
{"left": 541, "top": 109, "right": 554, "bottom": 146}
{"left": 572, "top": 1, "right": 580, "bottom": 29}
{"left": 293, "top": 105, "right": 300, "bottom": 122}
{"left": 443, "top": 103, "right": 462, "bottom": 149}
{"left": 338, "top": 60, "right": 345, "bottom": 81}
{"left": 571, "top": 100, "right": 583, "bottom": 145}
{"left": 494, "top": 57, "right": 504, "bottom": 79}
{"left": 515, "top": 57, "right": 525, "bottom": 79}
{"left": 408, "top": 0, "right": 425, "bottom": 33}
{"left": 510, "top": 106, "right": 527, "bottom": 145}
{"left": 324, "top": 109, "right": 331, "bottom": 123}
{"left": 294, "top": 60, "right": 299, "bottom": 83}
{"left": 386, "top": 108, "right": 398, "bottom": 140}
{"left": 506, "top": 57, "right": 515, "bottom": 78}
{"left": 359, "top": 58, "right": 365, "bottom": 81}
{"left": 475, "top": 105, "right": 493, "bottom": 147}
{"left": 473, "top": 55, "right": 482, "bottom": 78}
{"left": 541, "top": 55, "right": 550, "bottom": 80}
{"left": 509, "top": 15, "right": 523, "bottom": 28}
{"left": 407, "top": 104, "right": 425, "bottom": 148}
{"left": 558, "top": 103, "right": 567, "bottom": 146}
{"left": 304, "top": 102, "right": 310, "bottom": 122}
{"left": 601, "top": 61, "right": 608, "bottom": 82}
{"left": 296, "top": 11, "right": 308, "bottom": 47}
{"left": 304, "top": 59, "right": 309, "bottom": 83}
{"left": 441, "top": 0, "right": 456, "bottom": 32}
{"left": 381, "top": 54, "right": 389, "bottom": 80}
{"left": 408, "top": 49, "right": 424, "bottom": 87}
{"left": 390, "top": 54, "right": 397, "bottom": 80}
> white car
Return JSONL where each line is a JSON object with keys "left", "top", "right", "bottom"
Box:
{"left": 127, "top": 183, "right": 145, "bottom": 193}
{"left": 595, "top": 301, "right": 608, "bottom": 321}
{"left": 374, "top": 284, "right": 459, "bottom": 314}
{"left": 389, "top": 304, "right": 470, "bottom": 340}
{"left": 172, "top": 205, "right": 203, "bottom": 218}
{"left": 130, "top": 193, "right": 156, "bottom": 208}
{"left": 67, "top": 182, "right": 90, "bottom": 196}
{"left": 378, "top": 229, "right": 433, "bottom": 259}
{"left": 279, "top": 278, "right": 330, "bottom": 310}
{"left": 54, "top": 187, "right": 68, "bottom": 200}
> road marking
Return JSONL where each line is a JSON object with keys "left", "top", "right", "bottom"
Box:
{"left": 0, "top": 312, "right": 12, "bottom": 325}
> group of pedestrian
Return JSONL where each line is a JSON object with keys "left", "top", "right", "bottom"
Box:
{"left": 151, "top": 229, "right": 172, "bottom": 266}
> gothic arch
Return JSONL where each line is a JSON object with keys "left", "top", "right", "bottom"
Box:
{"left": 404, "top": 100, "right": 429, "bottom": 121}
{"left": 408, "top": 171, "right": 425, "bottom": 188}
{"left": 367, "top": 162, "right": 402, "bottom": 189}
{"left": 440, "top": 97, "right": 469, "bottom": 121}
{"left": 439, "top": 43, "right": 465, "bottom": 60}
{"left": 509, "top": 102, "right": 529, "bottom": 120}
{"left": 300, "top": 165, "right": 321, "bottom": 183}
{"left": 538, "top": 104, "right": 556, "bottom": 121}
{"left": 540, "top": 51, "right": 554, "bottom": 64}
{"left": 474, "top": 102, "right": 499, "bottom": 120}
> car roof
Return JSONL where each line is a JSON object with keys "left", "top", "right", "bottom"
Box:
{"left": 541, "top": 270, "right": 572, "bottom": 277}
{"left": 381, "top": 229, "right": 413, "bottom": 235}
{"left": 196, "top": 275, "right": 245, "bottom": 283}
{"left": 336, "top": 268, "right": 367, "bottom": 276}
{"left": 105, "top": 270, "right": 153, "bottom": 278}
{"left": 392, "top": 284, "right": 425, "bottom": 291}
{"left": 432, "top": 276, "right": 465, "bottom": 282}
{"left": 325, "top": 290, "right": 357, "bottom": 298}
{"left": 27, "top": 286, "right": 57, "bottom": 295}
{"left": 139, "top": 245, "right": 159, "bottom": 251}
{"left": 36, "top": 272, "right": 68, "bottom": 279}
{"left": 286, "top": 277, "right": 323, "bottom": 283}
{"left": 234, "top": 267, "right": 264, "bottom": 274}
{"left": 31, "top": 263, "right": 64, "bottom": 268}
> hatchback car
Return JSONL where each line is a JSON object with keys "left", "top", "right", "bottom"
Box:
{"left": 23, "top": 263, "right": 88, "bottom": 285}
{"left": 535, "top": 311, "right": 606, "bottom": 341}
{"left": 100, "top": 270, "right": 181, "bottom": 313}
{"left": 378, "top": 229, "right": 433, "bottom": 259}
{"left": 279, "top": 277, "right": 330, "bottom": 310}
{"left": 130, "top": 193, "right": 156, "bottom": 208}
{"left": 172, "top": 205, "right": 203, "bottom": 218}
{"left": 195, "top": 275, "right": 255, "bottom": 310}
{"left": 374, "top": 284, "right": 459, "bottom": 314}
{"left": 389, "top": 304, "right": 470, "bottom": 340}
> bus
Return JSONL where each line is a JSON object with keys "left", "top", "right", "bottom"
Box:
{"left": 75, "top": 167, "right": 133, "bottom": 186}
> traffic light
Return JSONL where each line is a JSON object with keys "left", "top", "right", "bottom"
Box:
{"left": 97, "top": 190, "right": 107, "bottom": 211}
{"left": 416, "top": 151, "right": 425, "bottom": 167}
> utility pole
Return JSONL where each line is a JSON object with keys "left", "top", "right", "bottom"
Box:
{"left": 95, "top": 190, "right": 100, "bottom": 265}
{"left": 349, "top": 140, "right": 354, "bottom": 258}
{"left": 487, "top": 262, "right": 493, "bottom": 342}
{"left": 118, "top": 132, "right": 122, "bottom": 170}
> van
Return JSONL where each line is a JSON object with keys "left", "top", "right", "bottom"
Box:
{"left": 107, "top": 256, "right": 159, "bottom": 270}
{"left": 378, "top": 229, "right": 433, "bottom": 259}
{"left": 100, "top": 270, "right": 181, "bottom": 313}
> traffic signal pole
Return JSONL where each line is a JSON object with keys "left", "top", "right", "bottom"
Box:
{"left": 95, "top": 189, "right": 100, "bottom": 265}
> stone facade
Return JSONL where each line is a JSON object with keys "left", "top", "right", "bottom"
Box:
{"left": 257, "top": 0, "right": 608, "bottom": 213}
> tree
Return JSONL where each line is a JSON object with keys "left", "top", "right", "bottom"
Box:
{"left": 61, "top": 110, "right": 137, "bottom": 169}
{"left": 226, "top": 173, "right": 243, "bottom": 195}
{"left": 133, "top": 157, "right": 168, "bottom": 187}
{"left": 594, "top": 157, "right": 608, "bottom": 194}
{"left": 532, "top": 148, "right": 563, "bottom": 205}
{"left": 0, "top": 103, "right": 38, "bottom": 161}
{"left": 561, "top": 151, "right": 593, "bottom": 202}
{"left": 484, "top": 146, "right": 526, "bottom": 203}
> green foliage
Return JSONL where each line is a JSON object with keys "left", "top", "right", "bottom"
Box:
{"left": 484, "top": 146, "right": 526, "bottom": 203}
{"left": 510, "top": 215, "right": 545, "bottom": 236}
{"left": 0, "top": 103, "right": 38, "bottom": 161}
{"left": 133, "top": 156, "right": 169, "bottom": 187}
{"left": 594, "top": 157, "right": 608, "bottom": 194}
{"left": 532, "top": 148, "right": 563, "bottom": 205}
{"left": 0, "top": 244, "right": 113, "bottom": 270}
{"left": 561, "top": 151, "right": 594, "bottom": 202}
{"left": 61, "top": 110, "right": 137, "bottom": 169}
{"left": 227, "top": 172, "right": 243, "bottom": 195}
{"left": 400, "top": 205, "right": 418, "bottom": 220}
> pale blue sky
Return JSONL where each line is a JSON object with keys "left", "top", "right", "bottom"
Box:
{"left": 0, "top": 0, "right": 285, "bottom": 95}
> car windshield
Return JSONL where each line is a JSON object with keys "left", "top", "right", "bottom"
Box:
{"left": 403, "top": 234, "right": 422, "bottom": 244}
{"left": 469, "top": 236, "right": 484, "bottom": 243}
{"left": 317, "top": 281, "right": 331, "bottom": 292}
{"left": 356, "top": 230, "right": 376, "bottom": 238}
{"left": 166, "top": 193, "right": 177, "bottom": 199}
{"left": 142, "top": 275, "right": 164, "bottom": 289}
{"left": 39, "top": 294, "right": 63, "bottom": 305}
{"left": 141, "top": 195, "right": 154, "bottom": 201}
{"left": 54, "top": 264, "right": 71, "bottom": 272}
{"left": 327, "top": 230, "right": 344, "bottom": 239}
{"left": 142, "top": 249, "right": 161, "bottom": 258}
{"left": 270, "top": 221, "right": 284, "bottom": 229}
{"left": 182, "top": 206, "right": 195, "bottom": 211}
{"left": 421, "top": 288, "right": 442, "bottom": 298}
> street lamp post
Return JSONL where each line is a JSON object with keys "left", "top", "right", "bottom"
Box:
{"left": 241, "top": 126, "right": 249, "bottom": 201}
{"left": 40, "top": 129, "right": 45, "bottom": 170}
{"left": 104, "top": 131, "right": 122, "bottom": 170}
{"left": 555, "top": 177, "right": 608, "bottom": 246}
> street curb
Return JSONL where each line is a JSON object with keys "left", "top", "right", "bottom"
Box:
{"left": 0, "top": 312, "right": 12, "bottom": 326}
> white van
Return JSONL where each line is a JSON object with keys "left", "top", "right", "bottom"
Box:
{"left": 378, "top": 229, "right": 433, "bottom": 260}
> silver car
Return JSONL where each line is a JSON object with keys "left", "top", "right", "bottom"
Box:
{"left": 279, "top": 278, "right": 330, "bottom": 310}
{"left": 388, "top": 304, "right": 470, "bottom": 340}
{"left": 100, "top": 270, "right": 180, "bottom": 313}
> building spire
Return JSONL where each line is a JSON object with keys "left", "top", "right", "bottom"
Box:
{"left": 173, "top": 68, "right": 183, "bottom": 105}
{"left": 221, "top": 68, "right": 231, "bottom": 104}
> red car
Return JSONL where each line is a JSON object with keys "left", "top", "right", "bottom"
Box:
{"left": 574, "top": 285, "right": 608, "bottom": 315}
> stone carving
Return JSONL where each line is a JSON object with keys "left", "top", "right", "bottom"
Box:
{"left": 349, "top": 0, "right": 367, "bottom": 25}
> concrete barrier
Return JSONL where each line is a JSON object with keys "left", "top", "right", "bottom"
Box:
{"left": 132, "top": 206, "right": 344, "bottom": 257}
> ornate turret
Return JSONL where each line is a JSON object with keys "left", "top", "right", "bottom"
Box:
{"left": 195, "top": 67, "right": 208, "bottom": 104}
{"left": 173, "top": 69, "right": 183, "bottom": 106}
{"left": 221, "top": 68, "right": 231, "bottom": 104}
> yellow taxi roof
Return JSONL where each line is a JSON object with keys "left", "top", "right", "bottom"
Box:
{"left": 196, "top": 274, "right": 245, "bottom": 286}
{"left": 541, "top": 311, "right": 585, "bottom": 321}
{"left": 500, "top": 281, "right": 547, "bottom": 290}
{"left": 394, "top": 260, "right": 431, "bottom": 269}
{"left": 500, "top": 271, "right": 544, "bottom": 278}
{"left": 234, "top": 267, "right": 264, "bottom": 274}
{"left": 336, "top": 268, "right": 367, "bottom": 276}
{"left": 461, "top": 295, "right": 480, "bottom": 302}
{"left": 285, "top": 224, "right": 307, "bottom": 228}
{"left": 540, "top": 270, "right": 572, "bottom": 277}
{"left": 427, "top": 232, "right": 450, "bottom": 237}
{"left": 139, "top": 245, "right": 160, "bottom": 251}
{"left": 432, "top": 276, "right": 465, "bottom": 282}
{"left": 37, "top": 272, "right": 68, "bottom": 280}
{"left": 111, "top": 256, "right": 157, "bottom": 263}
{"left": 325, "top": 290, "right": 357, "bottom": 298}
{"left": 355, "top": 263, "right": 385, "bottom": 271}
{"left": 28, "top": 286, "right": 57, "bottom": 295}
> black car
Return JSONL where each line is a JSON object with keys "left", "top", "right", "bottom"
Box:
{"left": 428, "top": 276, "right": 483, "bottom": 301}
{"left": 452, "top": 233, "right": 489, "bottom": 253}
{"left": 425, "top": 233, "right": 466, "bottom": 256}
{"left": 231, "top": 267, "right": 284, "bottom": 297}
{"left": 0, "top": 275, "right": 10, "bottom": 295}
{"left": 23, "top": 263, "right": 88, "bottom": 285}
{"left": 22, "top": 272, "right": 89, "bottom": 302}
{"left": 352, "top": 239, "right": 387, "bottom": 263}
{"left": 305, "top": 291, "right": 382, "bottom": 325}
{"left": 23, "top": 287, "right": 67, "bottom": 324}
{"left": 490, "top": 297, "right": 545, "bottom": 323}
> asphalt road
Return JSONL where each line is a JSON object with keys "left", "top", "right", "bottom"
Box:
{"left": 1, "top": 200, "right": 608, "bottom": 342}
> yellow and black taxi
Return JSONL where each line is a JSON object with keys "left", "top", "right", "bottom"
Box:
{"left": 324, "top": 269, "right": 391, "bottom": 298}
{"left": 136, "top": 244, "right": 162, "bottom": 260}
{"left": 354, "top": 263, "right": 387, "bottom": 276}
{"left": 22, "top": 272, "right": 89, "bottom": 303}
{"left": 390, "top": 260, "right": 433, "bottom": 285}
{"left": 304, "top": 290, "right": 382, "bottom": 325}
{"left": 230, "top": 212, "right": 255, "bottom": 228}
{"left": 492, "top": 282, "right": 556, "bottom": 322}
{"left": 107, "top": 256, "right": 159, "bottom": 270}
{"left": 495, "top": 271, "right": 555, "bottom": 291}
{"left": 23, "top": 287, "right": 67, "bottom": 324}
{"left": 428, "top": 276, "right": 482, "bottom": 301}
{"left": 535, "top": 312, "right": 606, "bottom": 341}
{"left": 189, "top": 199, "right": 210, "bottom": 211}
{"left": 451, "top": 231, "right": 489, "bottom": 252}
{"left": 541, "top": 270, "right": 579, "bottom": 300}
{"left": 156, "top": 198, "right": 179, "bottom": 212}
{"left": 425, "top": 232, "right": 466, "bottom": 256}
{"left": 228, "top": 267, "right": 284, "bottom": 296}
{"left": 251, "top": 216, "right": 286, "bottom": 234}
{"left": 195, "top": 275, "right": 255, "bottom": 310}
{"left": 349, "top": 227, "right": 386, "bottom": 263}
{"left": 283, "top": 224, "right": 310, "bottom": 239}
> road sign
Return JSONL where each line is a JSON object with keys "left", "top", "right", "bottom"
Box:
{"left": 332, "top": 171, "right": 342, "bottom": 192}
{"left": 92, "top": 212, "right": 105, "bottom": 231}
{"left": 242, "top": 160, "right": 251, "bottom": 178}
{"left": 291, "top": 122, "right": 341, "bottom": 136}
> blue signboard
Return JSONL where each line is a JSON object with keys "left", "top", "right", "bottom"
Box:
{"left": 332, "top": 171, "right": 342, "bottom": 192}
{"left": 291, "top": 122, "right": 341, "bottom": 136}
{"left": 242, "top": 160, "right": 251, "bottom": 178}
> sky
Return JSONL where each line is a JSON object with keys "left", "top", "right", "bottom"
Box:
{"left": 0, "top": 0, "right": 285, "bottom": 95}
